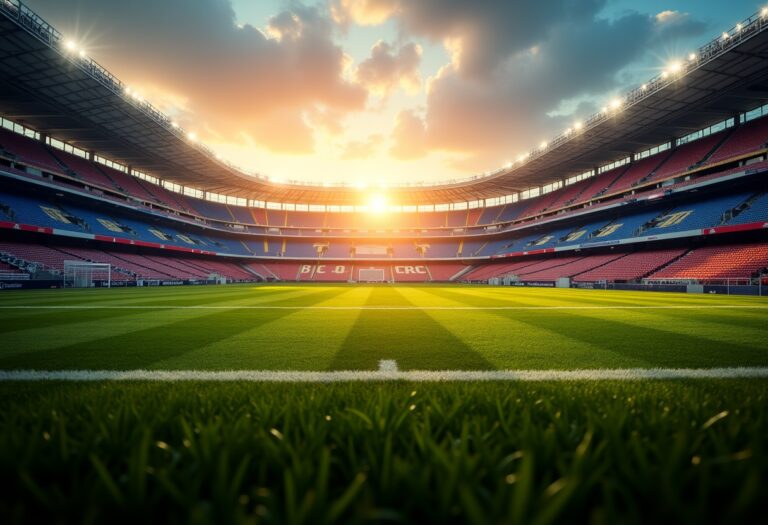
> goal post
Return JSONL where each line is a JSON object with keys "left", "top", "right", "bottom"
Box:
{"left": 63, "top": 260, "right": 111, "bottom": 288}
{"left": 358, "top": 268, "right": 386, "bottom": 283}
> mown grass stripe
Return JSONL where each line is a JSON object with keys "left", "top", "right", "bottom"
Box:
{"left": 1, "top": 367, "right": 767, "bottom": 382}
{"left": 1, "top": 305, "right": 767, "bottom": 310}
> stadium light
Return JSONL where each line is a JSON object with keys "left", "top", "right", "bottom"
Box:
{"left": 171, "top": 121, "right": 179, "bottom": 128}
{"left": 187, "top": 131, "right": 197, "bottom": 142}
{"left": 64, "top": 39, "right": 78, "bottom": 52}
{"left": 573, "top": 121, "right": 583, "bottom": 131}
{"left": 736, "top": 23, "right": 743, "bottom": 32}
{"left": 661, "top": 71, "right": 669, "bottom": 79}
{"left": 763, "top": 7, "right": 768, "bottom": 17}
{"left": 667, "top": 61, "right": 683, "bottom": 75}
{"left": 722, "top": 32, "right": 729, "bottom": 40}
{"left": 609, "top": 98, "right": 622, "bottom": 111}
{"left": 540, "top": 141, "right": 548, "bottom": 149}
{"left": 641, "top": 83, "right": 648, "bottom": 91}
{"left": 78, "top": 49, "right": 87, "bottom": 59}
{"left": 688, "top": 53, "right": 697, "bottom": 61}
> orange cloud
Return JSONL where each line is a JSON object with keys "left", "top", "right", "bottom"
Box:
{"left": 390, "top": 109, "right": 428, "bottom": 160}
{"left": 355, "top": 41, "right": 422, "bottom": 97}
{"left": 331, "top": 0, "right": 399, "bottom": 27}
{"left": 30, "top": 0, "right": 367, "bottom": 155}
{"left": 340, "top": 134, "right": 384, "bottom": 159}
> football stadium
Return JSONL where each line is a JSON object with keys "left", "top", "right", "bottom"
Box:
{"left": 1, "top": 0, "right": 767, "bottom": 523}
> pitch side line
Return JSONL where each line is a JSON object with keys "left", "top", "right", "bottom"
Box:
{"left": 1, "top": 305, "right": 767, "bottom": 311}
{"left": 1, "top": 367, "right": 767, "bottom": 382}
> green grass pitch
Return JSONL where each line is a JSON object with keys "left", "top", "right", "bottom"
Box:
{"left": 0, "top": 284, "right": 767, "bottom": 523}
{"left": 1, "top": 284, "right": 767, "bottom": 371}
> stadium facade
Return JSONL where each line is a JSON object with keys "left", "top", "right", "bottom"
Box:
{"left": 0, "top": 0, "right": 767, "bottom": 289}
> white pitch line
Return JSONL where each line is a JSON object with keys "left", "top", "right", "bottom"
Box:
{"left": 0, "top": 305, "right": 767, "bottom": 311}
{"left": 0, "top": 367, "right": 767, "bottom": 382}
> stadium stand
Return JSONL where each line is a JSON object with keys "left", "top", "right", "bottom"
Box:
{"left": 648, "top": 243, "right": 768, "bottom": 280}
{"left": 1, "top": 80, "right": 768, "bottom": 289}
{"left": 0, "top": 128, "right": 62, "bottom": 173}
{"left": 647, "top": 134, "right": 724, "bottom": 182}
{"left": 707, "top": 117, "right": 768, "bottom": 164}
{"left": 573, "top": 249, "right": 687, "bottom": 282}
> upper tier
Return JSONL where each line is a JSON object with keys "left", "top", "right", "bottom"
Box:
{"left": 1, "top": 113, "right": 767, "bottom": 233}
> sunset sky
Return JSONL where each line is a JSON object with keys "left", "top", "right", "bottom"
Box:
{"left": 27, "top": 0, "right": 761, "bottom": 187}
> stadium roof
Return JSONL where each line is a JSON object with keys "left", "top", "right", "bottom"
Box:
{"left": 1, "top": 1, "right": 768, "bottom": 206}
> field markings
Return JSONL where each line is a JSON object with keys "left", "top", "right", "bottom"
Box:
{"left": 1, "top": 367, "right": 767, "bottom": 382}
{"left": 1, "top": 305, "right": 767, "bottom": 311}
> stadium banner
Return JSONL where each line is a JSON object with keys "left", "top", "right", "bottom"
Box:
{"left": 509, "top": 281, "right": 556, "bottom": 288}
{"left": 0, "top": 280, "right": 61, "bottom": 290}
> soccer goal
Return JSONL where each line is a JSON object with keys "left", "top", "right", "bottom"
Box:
{"left": 358, "top": 268, "right": 386, "bottom": 283}
{"left": 63, "top": 261, "right": 111, "bottom": 288}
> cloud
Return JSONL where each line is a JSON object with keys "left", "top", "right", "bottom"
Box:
{"left": 380, "top": 3, "right": 708, "bottom": 170}
{"left": 340, "top": 134, "right": 384, "bottom": 159}
{"left": 355, "top": 41, "right": 422, "bottom": 96}
{"left": 390, "top": 109, "right": 428, "bottom": 160}
{"left": 330, "top": 0, "right": 399, "bottom": 27}
{"left": 26, "top": 0, "right": 367, "bottom": 154}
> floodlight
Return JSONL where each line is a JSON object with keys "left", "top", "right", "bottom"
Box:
{"left": 736, "top": 23, "right": 742, "bottom": 32}
{"left": 667, "top": 61, "right": 683, "bottom": 75}
{"left": 641, "top": 83, "right": 648, "bottom": 91}
{"left": 722, "top": 32, "right": 729, "bottom": 40}
{"left": 171, "top": 121, "right": 179, "bottom": 128}
{"left": 78, "top": 49, "right": 86, "bottom": 59}
{"left": 187, "top": 131, "right": 197, "bottom": 142}
{"left": 574, "top": 121, "right": 583, "bottom": 131}
{"left": 609, "top": 98, "right": 622, "bottom": 110}
{"left": 688, "top": 53, "right": 696, "bottom": 61}
{"left": 762, "top": 7, "right": 768, "bottom": 17}
{"left": 64, "top": 40, "right": 77, "bottom": 52}
{"left": 661, "top": 71, "right": 669, "bottom": 79}
{"left": 540, "top": 141, "right": 548, "bottom": 149}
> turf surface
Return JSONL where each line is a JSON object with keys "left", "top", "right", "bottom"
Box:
{"left": 1, "top": 381, "right": 766, "bottom": 524}
{"left": 0, "top": 284, "right": 766, "bottom": 371}
{"left": 1, "top": 284, "right": 767, "bottom": 523}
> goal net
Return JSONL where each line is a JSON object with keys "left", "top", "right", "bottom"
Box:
{"left": 358, "top": 268, "right": 386, "bottom": 283}
{"left": 63, "top": 261, "right": 111, "bottom": 288}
